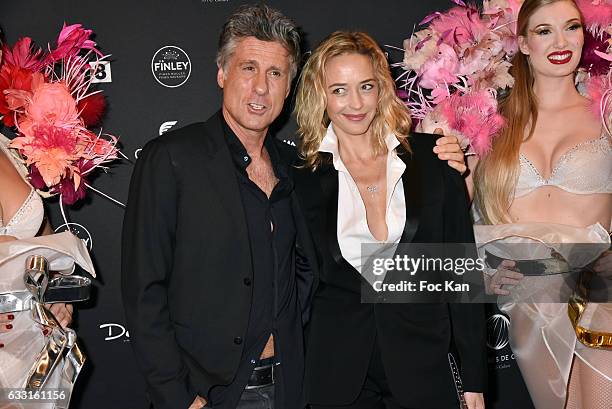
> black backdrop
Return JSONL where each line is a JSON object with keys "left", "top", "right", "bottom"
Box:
{"left": 1, "top": 1, "right": 534, "bottom": 408}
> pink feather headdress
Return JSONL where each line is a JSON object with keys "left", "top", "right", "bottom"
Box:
{"left": 395, "top": 0, "right": 612, "bottom": 154}
{"left": 394, "top": 0, "right": 519, "bottom": 156}
{"left": 0, "top": 23, "right": 119, "bottom": 205}
{"left": 575, "top": 1, "right": 612, "bottom": 136}
{"left": 576, "top": 0, "right": 612, "bottom": 38}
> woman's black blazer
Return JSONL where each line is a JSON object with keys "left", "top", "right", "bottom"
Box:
{"left": 293, "top": 132, "right": 487, "bottom": 408}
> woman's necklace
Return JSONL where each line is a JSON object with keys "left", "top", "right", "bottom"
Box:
{"left": 344, "top": 149, "right": 386, "bottom": 198}
{"left": 364, "top": 159, "right": 385, "bottom": 198}
{"left": 366, "top": 184, "right": 379, "bottom": 195}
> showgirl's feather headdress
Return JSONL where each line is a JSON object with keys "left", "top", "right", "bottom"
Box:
{"left": 0, "top": 23, "right": 123, "bottom": 206}
{"left": 393, "top": 0, "right": 612, "bottom": 154}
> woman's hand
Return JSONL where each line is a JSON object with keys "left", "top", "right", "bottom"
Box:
{"left": 0, "top": 303, "right": 73, "bottom": 348}
{"left": 485, "top": 260, "right": 524, "bottom": 296}
{"left": 47, "top": 303, "right": 73, "bottom": 328}
{"left": 464, "top": 392, "right": 485, "bottom": 409}
{"left": 593, "top": 250, "right": 612, "bottom": 279}
{"left": 188, "top": 395, "right": 207, "bottom": 409}
{"left": 0, "top": 313, "right": 15, "bottom": 334}
{"left": 432, "top": 130, "right": 467, "bottom": 175}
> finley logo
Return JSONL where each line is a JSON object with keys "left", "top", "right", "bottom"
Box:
{"left": 151, "top": 46, "right": 191, "bottom": 88}
{"left": 486, "top": 314, "right": 510, "bottom": 351}
{"left": 159, "top": 120, "right": 178, "bottom": 135}
{"left": 54, "top": 223, "right": 93, "bottom": 250}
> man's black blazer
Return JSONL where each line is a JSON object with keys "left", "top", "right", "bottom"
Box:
{"left": 293, "top": 133, "right": 487, "bottom": 408}
{"left": 121, "top": 112, "right": 315, "bottom": 409}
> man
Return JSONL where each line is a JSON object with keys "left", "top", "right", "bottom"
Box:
{"left": 121, "top": 5, "right": 315, "bottom": 409}
{"left": 122, "top": 4, "right": 469, "bottom": 409}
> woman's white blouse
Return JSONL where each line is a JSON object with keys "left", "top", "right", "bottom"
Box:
{"left": 318, "top": 124, "right": 406, "bottom": 277}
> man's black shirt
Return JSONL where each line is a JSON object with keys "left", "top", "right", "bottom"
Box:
{"left": 207, "top": 113, "right": 297, "bottom": 408}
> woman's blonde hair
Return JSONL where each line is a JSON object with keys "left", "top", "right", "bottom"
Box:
{"left": 474, "top": 0, "right": 581, "bottom": 224}
{"left": 295, "top": 31, "right": 412, "bottom": 169}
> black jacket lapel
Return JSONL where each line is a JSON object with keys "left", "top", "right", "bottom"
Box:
{"left": 397, "top": 146, "right": 421, "bottom": 244}
{"left": 199, "top": 113, "right": 249, "bottom": 245}
{"left": 317, "top": 159, "right": 345, "bottom": 266}
{"left": 318, "top": 146, "right": 422, "bottom": 268}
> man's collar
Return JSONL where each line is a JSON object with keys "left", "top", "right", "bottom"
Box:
{"left": 219, "top": 111, "right": 286, "bottom": 176}
{"left": 220, "top": 111, "right": 251, "bottom": 169}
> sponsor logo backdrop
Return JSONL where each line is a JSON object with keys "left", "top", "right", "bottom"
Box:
{"left": 1, "top": 1, "right": 533, "bottom": 408}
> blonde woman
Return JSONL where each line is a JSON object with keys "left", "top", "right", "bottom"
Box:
{"left": 468, "top": 0, "right": 612, "bottom": 407}
{"left": 293, "top": 31, "right": 486, "bottom": 409}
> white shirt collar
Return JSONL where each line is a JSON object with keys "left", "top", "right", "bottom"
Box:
{"left": 318, "top": 123, "right": 401, "bottom": 172}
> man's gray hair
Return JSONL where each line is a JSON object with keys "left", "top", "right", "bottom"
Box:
{"left": 216, "top": 4, "right": 301, "bottom": 81}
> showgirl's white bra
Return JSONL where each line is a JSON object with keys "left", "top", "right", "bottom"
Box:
{"left": 515, "top": 132, "right": 612, "bottom": 197}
